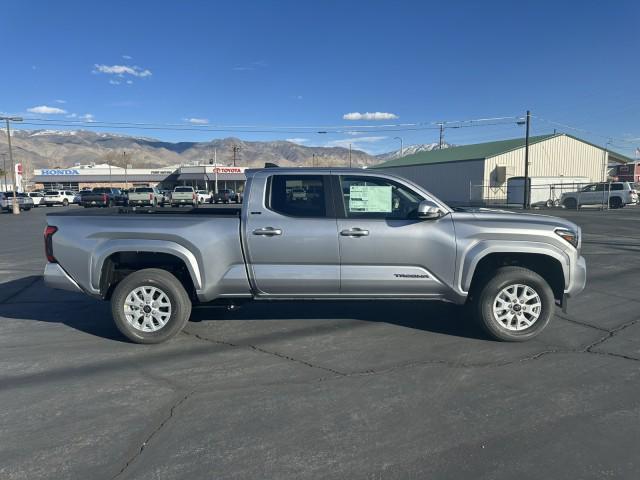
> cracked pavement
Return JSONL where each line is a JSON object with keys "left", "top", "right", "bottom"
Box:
{"left": 1, "top": 206, "right": 639, "bottom": 479}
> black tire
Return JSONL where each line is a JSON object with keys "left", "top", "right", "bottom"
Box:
{"left": 62, "top": 199, "right": 69, "bottom": 207}
{"left": 111, "top": 268, "right": 192, "bottom": 344}
{"left": 563, "top": 198, "right": 577, "bottom": 209}
{"left": 472, "top": 266, "right": 554, "bottom": 342}
{"left": 46, "top": 204, "right": 52, "bottom": 207}
{"left": 609, "top": 197, "right": 622, "bottom": 209}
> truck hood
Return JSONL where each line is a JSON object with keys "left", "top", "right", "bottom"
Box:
{"left": 451, "top": 207, "right": 579, "bottom": 232}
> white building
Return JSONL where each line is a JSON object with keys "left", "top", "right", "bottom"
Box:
{"left": 31, "top": 164, "right": 247, "bottom": 192}
{"left": 373, "top": 133, "right": 631, "bottom": 205}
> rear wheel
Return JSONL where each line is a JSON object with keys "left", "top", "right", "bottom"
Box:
{"left": 111, "top": 268, "right": 192, "bottom": 344}
{"left": 472, "top": 266, "right": 554, "bottom": 342}
{"left": 563, "top": 198, "right": 577, "bottom": 209}
{"left": 609, "top": 197, "right": 622, "bottom": 209}
{"left": 62, "top": 199, "right": 69, "bottom": 207}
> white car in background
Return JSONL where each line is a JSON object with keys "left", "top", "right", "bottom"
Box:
{"left": 561, "top": 182, "right": 638, "bottom": 209}
{"left": 27, "top": 191, "right": 45, "bottom": 207}
{"left": 196, "top": 190, "right": 212, "bottom": 204}
{"left": 43, "top": 190, "right": 77, "bottom": 207}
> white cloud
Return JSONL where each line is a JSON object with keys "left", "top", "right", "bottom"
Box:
{"left": 286, "top": 138, "right": 309, "bottom": 144}
{"left": 184, "top": 117, "right": 209, "bottom": 125}
{"left": 66, "top": 113, "right": 77, "bottom": 118}
{"left": 109, "top": 79, "right": 121, "bottom": 85}
{"left": 122, "top": 55, "right": 133, "bottom": 60}
{"left": 55, "top": 99, "right": 66, "bottom": 104}
{"left": 327, "top": 136, "right": 388, "bottom": 150}
{"left": 80, "top": 113, "right": 95, "bottom": 122}
{"left": 27, "top": 105, "right": 67, "bottom": 114}
{"left": 126, "top": 80, "right": 133, "bottom": 85}
{"left": 343, "top": 111, "right": 398, "bottom": 121}
{"left": 93, "top": 64, "right": 152, "bottom": 77}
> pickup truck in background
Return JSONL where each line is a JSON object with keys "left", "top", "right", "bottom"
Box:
{"left": 211, "top": 189, "right": 239, "bottom": 204}
{"left": 127, "top": 187, "right": 164, "bottom": 207}
{"left": 81, "top": 187, "right": 128, "bottom": 208}
{"left": 43, "top": 167, "right": 587, "bottom": 344}
{"left": 170, "top": 186, "right": 197, "bottom": 207}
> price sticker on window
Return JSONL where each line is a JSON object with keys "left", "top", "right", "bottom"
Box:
{"left": 349, "top": 185, "right": 392, "bottom": 212}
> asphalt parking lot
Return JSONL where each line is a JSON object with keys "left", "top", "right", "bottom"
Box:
{"left": 1, "top": 205, "right": 639, "bottom": 479}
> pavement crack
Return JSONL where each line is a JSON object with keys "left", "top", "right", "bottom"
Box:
{"left": 181, "top": 328, "right": 346, "bottom": 376}
{"left": 111, "top": 390, "right": 195, "bottom": 479}
{"left": 584, "top": 318, "right": 640, "bottom": 353}
{"left": 556, "top": 315, "right": 610, "bottom": 333}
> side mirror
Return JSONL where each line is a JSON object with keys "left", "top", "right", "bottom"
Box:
{"left": 417, "top": 200, "right": 442, "bottom": 220}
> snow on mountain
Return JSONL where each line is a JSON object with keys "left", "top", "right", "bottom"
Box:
{"left": 376, "top": 142, "right": 454, "bottom": 162}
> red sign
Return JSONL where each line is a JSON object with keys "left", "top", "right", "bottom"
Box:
{"left": 15, "top": 163, "right": 23, "bottom": 175}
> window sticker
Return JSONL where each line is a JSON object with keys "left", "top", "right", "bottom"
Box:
{"left": 349, "top": 185, "right": 392, "bottom": 212}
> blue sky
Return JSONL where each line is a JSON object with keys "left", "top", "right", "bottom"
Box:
{"left": 2, "top": 0, "right": 639, "bottom": 155}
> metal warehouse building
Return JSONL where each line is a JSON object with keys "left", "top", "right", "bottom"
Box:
{"left": 373, "top": 133, "right": 631, "bottom": 206}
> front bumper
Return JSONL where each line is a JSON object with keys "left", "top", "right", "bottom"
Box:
{"left": 44, "top": 263, "right": 83, "bottom": 293}
{"left": 565, "top": 255, "right": 587, "bottom": 297}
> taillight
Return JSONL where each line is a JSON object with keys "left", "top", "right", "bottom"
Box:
{"left": 102, "top": 193, "right": 108, "bottom": 202}
{"left": 149, "top": 193, "right": 153, "bottom": 200}
{"left": 193, "top": 193, "right": 196, "bottom": 200}
{"left": 44, "top": 225, "right": 58, "bottom": 263}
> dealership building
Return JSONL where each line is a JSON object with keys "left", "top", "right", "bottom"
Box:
{"left": 373, "top": 133, "right": 632, "bottom": 205}
{"left": 31, "top": 164, "right": 247, "bottom": 192}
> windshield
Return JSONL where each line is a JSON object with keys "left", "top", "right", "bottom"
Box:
{"left": 92, "top": 188, "right": 111, "bottom": 193}
{"left": 134, "top": 188, "right": 153, "bottom": 192}
{"left": 174, "top": 187, "right": 193, "bottom": 192}
{"left": 44, "top": 191, "right": 59, "bottom": 195}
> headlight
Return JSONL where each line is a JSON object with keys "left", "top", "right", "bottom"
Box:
{"left": 555, "top": 228, "right": 579, "bottom": 248}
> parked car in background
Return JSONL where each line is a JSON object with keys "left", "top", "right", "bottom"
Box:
{"left": 196, "top": 190, "right": 212, "bottom": 204}
{"left": 1, "top": 192, "right": 34, "bottom": 212}
{"left": 43, "top": 190, "right": 76, "bottom": 207}
{"left": 561, "top": 182, "right": 638, "bottom": 209}
{"left": 127, "top": 187, "right": 164, "bottom": 207}
{"left": 81, "top": 187, "right": 128, "bottom": 208}
{"left": 211, "top": 189, "right": 239, "bottom": 204}
{"left": 170, "top": 186, "right": 197, "bottom": 207}
{"left": 27, "top": 191, "right": 45, "bottom": 207}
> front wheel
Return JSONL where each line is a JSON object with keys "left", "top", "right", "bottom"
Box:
{"left": 111, "top": 268, "right": 192, "bottom": 344}
{"left": 562, "top": 198, "right": 577, "bottom": 209}
{"left": 472, "top": 266, "right": 554, "bottom": 342}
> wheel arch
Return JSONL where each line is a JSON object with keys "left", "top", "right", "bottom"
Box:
{"left": 92, "top": 240, "right": 202, "bottom": 299}
{"left": 462, "top": 243, "right": 568, "bottom": 302}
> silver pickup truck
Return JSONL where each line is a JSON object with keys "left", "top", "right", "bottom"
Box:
{"left": 43, "top": 168, "right": 586, "bottom": 344}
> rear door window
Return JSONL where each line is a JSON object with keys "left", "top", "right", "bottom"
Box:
{"left": 267, "top": 175, "right": 327, "bottom": 217}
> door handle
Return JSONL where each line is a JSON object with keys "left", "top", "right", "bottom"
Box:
{"left": 340, "top": 228, "right": 369, "bottom": 237}
{"left": 253, "top": 227, "right": 283, "bottom": 236}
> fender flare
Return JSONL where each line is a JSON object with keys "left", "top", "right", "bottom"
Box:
{"left": 90, "top": 239, "right": 203, "bottom": 293}
{"left": 458, "top": 240, "right": 570, "bottom": 293}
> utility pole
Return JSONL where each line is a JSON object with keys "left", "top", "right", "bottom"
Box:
{"left": 1, "top": 153, "right": 6, "bottom": 191}
{"left": 123, "top": 151, "right": 128, "bottom": 190}
{"left": 349, "top": 144, "right": 352, "bottom": 168}
{"left": 312, "top": 153, "right": 316, "bottom": 167}
{"left": 523, "top": 110, "right": 531, "bottom": 210}
{"left": 231, "top": 144, "right": 241, "bottom": 167}
{"left": 438, "top": 123, "right": 444, "bottom": 149}
{"left": 214, "top": 149, "right": 218, "bottom": 193}
{"left": 1, "top": 116, "right": 23, "bottom": 214}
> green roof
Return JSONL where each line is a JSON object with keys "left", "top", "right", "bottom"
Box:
{"left": 374, "top": 134, "right": 557, "bottom": 168}
{"left": 374, "top": 133, "right": 633, "bottom": 168}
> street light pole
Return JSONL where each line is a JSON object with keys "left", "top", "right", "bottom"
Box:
{"left": 523, "top": 110, "right": 531, "bottom": 210}
{"left": 123, "top": 151, "right": 128, "bottom": 189}
{"left": 349, "top": 143, "right": 352, "bottom": 168}
{"left": 393, "top": 136, "right": 403, "bottom": 157}
{"left": 1, "top": 116, "right": 23, "bottom": 214}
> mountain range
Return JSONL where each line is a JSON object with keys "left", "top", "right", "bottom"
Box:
{"left": 0, "top": 129, "right": 452, "bottom": 173}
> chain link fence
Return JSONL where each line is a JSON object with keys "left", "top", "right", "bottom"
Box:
{"left": 468, "top": 181, "right": 639, "bottom": 210}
